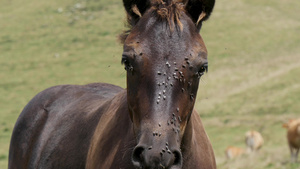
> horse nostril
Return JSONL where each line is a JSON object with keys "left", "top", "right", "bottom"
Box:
{"left": 132, "top": 146, "right": 145, "bottom": 167}
{"left": 172, "top": 150, "right": 182, "bottom": 166}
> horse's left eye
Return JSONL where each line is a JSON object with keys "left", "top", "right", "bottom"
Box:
{"left": 196, "top": 63, "right": 208, "bottom": 78}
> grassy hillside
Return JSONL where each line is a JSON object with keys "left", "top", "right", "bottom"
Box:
{"left": 198, "top": 1, "right": 300, "bottom": 168}
{"left": 1, "top": 0, "right": 299, "bottom": 168}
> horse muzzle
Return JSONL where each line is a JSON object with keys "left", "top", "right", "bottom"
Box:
{"left": 131, "top": 137, "right": 182, "bottom": 169}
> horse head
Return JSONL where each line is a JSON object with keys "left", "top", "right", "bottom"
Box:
{"left": 121, "top": 0, "right": 215, "bottom": 168}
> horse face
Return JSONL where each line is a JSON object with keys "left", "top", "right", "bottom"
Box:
{"left": 122, "top": 5, "right": 208, "bottom": 169}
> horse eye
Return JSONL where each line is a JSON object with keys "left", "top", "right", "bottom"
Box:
{"left": 121, "top": 57, "right": 128, "bottom": 66}
{"left": 121, "top": 56, "right": 133, "bottom": 72}
{"left": 199, "top": 65, "right": 208, "bottom": 73}
{"left": 196, "top": 64, "right": 208, "bottom": 78}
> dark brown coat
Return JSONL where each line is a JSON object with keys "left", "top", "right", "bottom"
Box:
{"left": 9, "top": 0, "right": 216, "bottom": 168}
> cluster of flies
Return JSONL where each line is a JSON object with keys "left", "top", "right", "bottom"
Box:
{"left": 148, "top": 55, "right": 205, "bottom": 161}
{"left": 156, "top": 56, "right": 196, "bottom": 105}
{"left": 133, "top": 54, "right": 205, "bottom": 161}
{"left": 150, "top": 107, "right": 182, "bottom": 159}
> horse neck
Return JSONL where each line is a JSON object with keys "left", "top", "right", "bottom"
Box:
{"left": 181, "top": 110, "right": 216, "bottom": 168}
{"left": 86, "top": 90, "right": 135, "bottom": 169}
{"left": 95, "top": 89, "right": 133, "bottom": 137}
{"left": 181, "top": 111, "right": 196, "bottom": 153}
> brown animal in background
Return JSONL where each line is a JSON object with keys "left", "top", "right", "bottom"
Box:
{"left": 8, "top": 0, "right": 217, "bottom": 169}
{"left": 283, "top": 119, "right": 300, "bottom": 163}
{"left": 225, "top": 146, "right": 245, "bottom": 159}
{"left": 245, "top": 130, "right": 264, "bottom": 152}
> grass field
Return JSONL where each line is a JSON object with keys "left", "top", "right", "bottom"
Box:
{"left": 1, "top": 0, "right": 300, "bottom": 168}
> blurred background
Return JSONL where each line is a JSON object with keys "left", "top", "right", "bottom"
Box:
{"left": 0, "top": 0, "right": 299, "bottom": 168}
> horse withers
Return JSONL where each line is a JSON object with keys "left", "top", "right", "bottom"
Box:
{"left": 9, "top": 0, "right": 216, "bottom": 168}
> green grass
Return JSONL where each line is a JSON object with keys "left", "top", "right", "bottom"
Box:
{"left": 1, "top": 0, "right": 300, "bottom": 168}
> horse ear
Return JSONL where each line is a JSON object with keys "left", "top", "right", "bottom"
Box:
{"left": 122, "top": 0, "right": 151, "bottom": 26}
{"left": 184, "top": 0, "right": 215, "bottom": 30}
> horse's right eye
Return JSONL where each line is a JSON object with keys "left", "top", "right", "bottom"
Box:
{"left": 121, "top": 56, "right": 133, "bottom": 72}
{"left": 121, "top": 58, "right": 128, "bottom": 66}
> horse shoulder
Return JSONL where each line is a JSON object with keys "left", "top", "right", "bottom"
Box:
{"left": 9, "top": 83, "right": 124, "bottom": 169}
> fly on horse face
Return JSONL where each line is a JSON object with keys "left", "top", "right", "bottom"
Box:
{"left": 9, "top": 0, "right": 216, "bottom": 169}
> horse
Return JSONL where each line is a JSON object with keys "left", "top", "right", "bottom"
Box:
{"left": 8, "top": 0, "right": 216, "bottom": 168}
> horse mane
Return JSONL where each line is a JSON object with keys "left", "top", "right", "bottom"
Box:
{"left": 119, "top": 0, "right": 185, "bottom": 44}
{"left": 152, "top": 0, "right": 185, "bottom": 32}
